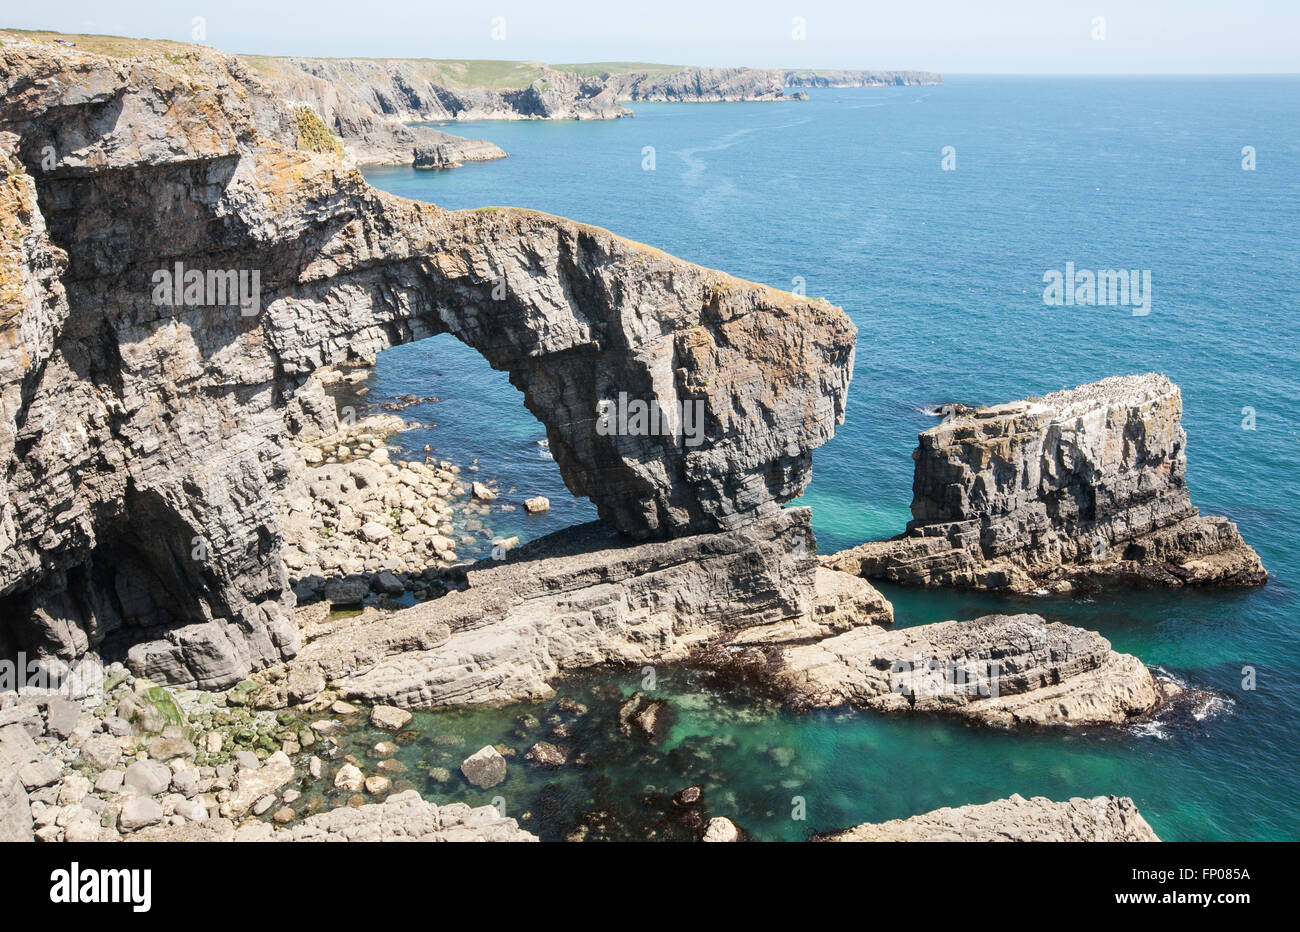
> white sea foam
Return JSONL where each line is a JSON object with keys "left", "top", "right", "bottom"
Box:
{"left": 1130, "top": 721, "right": 1170, "bottom": 740}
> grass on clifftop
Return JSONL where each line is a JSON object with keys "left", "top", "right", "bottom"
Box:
{"left": 0, "top": 28, "right": 196, "bottom": 58}
{"left": 550, "top": 62, "right": 683, "bottom": 78}
{"left": 1, "top": 30, "right": 685, "bottom": 88}
{"left": 241, "top": 54, "right": 550, "bottom": 89}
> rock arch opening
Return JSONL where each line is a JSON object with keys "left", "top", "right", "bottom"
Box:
{"left": 277, "top": 331, "right": 597, "bottom": 612}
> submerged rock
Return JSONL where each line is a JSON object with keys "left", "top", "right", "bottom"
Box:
{"left": 826, "top": 375, "right": 1267, "bottom": 592}
{"left": 617, "top": 693, "right": 675, "bottom": 743}
{"left": 524, "top": 741, "right": 568, "bottom": 769}
{"left": 816, "top": 794, "right": 1159, "bottom": 842}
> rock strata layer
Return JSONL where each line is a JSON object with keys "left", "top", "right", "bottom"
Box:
{"left": 0, "top": 40, "right": 854, "bottom": 686}
{"left": 774, "top": 613, "right": 1161, "bottom": 727}
{"left": 826, "top": 375, "right": 1266, "bottom": 592}
{"left": 279, "top": 508, "right": 865, "bottom": 709}
{"left": 817, "top": 794, "right": 1160, "bottom": 842}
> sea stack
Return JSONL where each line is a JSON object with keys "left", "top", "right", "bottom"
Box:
{"left": 826, "top": 374, "right": 1266, "bottom": 592}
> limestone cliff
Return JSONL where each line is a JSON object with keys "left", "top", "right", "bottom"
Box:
{"left": 826, "top": 374, "right": 1266, "bottom": 591}
{"left": 782, "top": 69, "right": 943, "bottom": 88}
{"left": 245, "top": 57, "right": 942, "bottom": 166}
{"left": 0, "top": 39, "right": 855, "bottom": 688}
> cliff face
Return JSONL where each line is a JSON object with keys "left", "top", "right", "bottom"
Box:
{"left": 250, "top": 57, "right": 633, "bottom": 127}
{"left": 782, "top": 69, "right": 942, "bottom": 88}
{"left": 0, "top": 40, "right": 855, "bottom": 687}
{"left": 246, "top": 57, "right": 943, "bottom": 166}
{"left": 826, "top": 374, "right": 1266, "bottom": 591}
{"left": 605, "top": 67, "right": 787, "bottom": 102}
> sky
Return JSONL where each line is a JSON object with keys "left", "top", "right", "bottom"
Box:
{"left": 7, "top": 1, "right": 1299, "bottom": 73}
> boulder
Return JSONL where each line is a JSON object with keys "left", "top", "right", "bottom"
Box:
{"left": 123, "top": 760, "right": 173, "bottom": 796}
{"left": 17, "top": 759, "right": 61, "bottom": 789}
{"left": 370, "top": 705, "right": 412, "bottom": 731}
{"left": 147, "top": 736, "right": 196, "bottom": 761}
{"left": 334, "top": 764, "right": 365, "bottom": 793}
{"left": 228, "top": 752, "right": 296, "bottom": 818}
{"left": 0, "top": 724, "right": 40, "bottom": 769}
{"left": 0, "top": 768, "right": 33, "bottom": 842}
{"left": 702, "top": 817, "right": 741, "bottom": 842}
{"left": 523, "top": 496, "right": 550, "bottom": 514}
{"left": 460, "top": 746, "right": 507, "bottom": 788}
{"left": 325, "top": 574, "right": 372, "bottom": 606}
{"left": 79, "top": 734, "right": 123, "bottom": 770}
{"left": 42, "top": 697, "right": 82, "bottom": 739}
{"left": 373, "top": 570, "right": 405, "bottom": 595}
{"left": 118, "top": 797, "right": 165, "bottom": 833}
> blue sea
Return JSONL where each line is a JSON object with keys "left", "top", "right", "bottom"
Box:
{"left": 358, "top": 77, "right": 1300, "bottom": 841}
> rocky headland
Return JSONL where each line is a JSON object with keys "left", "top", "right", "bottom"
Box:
{"left": 0, "top": 36, "right": 855, "bottom": 691}
{"left": 816, "top": 794, "right": 1160, "bottom": 842}
{"left": 782, "top": 69, "right": 943, "bottom": 88}
{"left": 238, "top": 53, "right": 942, "bottom": 167}
{"left": 1, "top": 31, "right": 943, "bottom": 172}
{"left": 825, "top": 374, "right": 1267, "bottom": 592}
{"left": 0, "top": 33, "right": 1169, "bottom": 843}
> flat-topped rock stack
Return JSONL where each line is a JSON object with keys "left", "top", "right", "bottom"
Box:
{"left": 772, "top": 612, "right": 1162, "bottom": 727}
{"left": 826, "top": 374, "right": 1266, "bottom": 592}
{"left": 817, "top": 794, "right": 1160, "bottom": 842}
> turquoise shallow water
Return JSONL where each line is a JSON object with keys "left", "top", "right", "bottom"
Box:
{"left": 358, "top": 77, "right": 1300, "bottom": 840}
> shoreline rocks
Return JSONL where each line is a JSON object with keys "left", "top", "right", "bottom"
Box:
{"left": 773, "top": 613, "right": 1162, "bottom": 728}
{"left": 412, "top": 133, "right": 506, "bottom": 170}
{"left": 826, "top": 375, "right": 1267, "bottom": 593}
{"left": 816, "top": 794, "right": 1160, "bottom": 842}
{"left": 279, "top": 508, "right": 834, "bottom": 710}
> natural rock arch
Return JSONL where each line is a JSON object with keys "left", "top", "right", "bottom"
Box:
{"left": 0, "top": 42, "right": 855, "bottom": 686}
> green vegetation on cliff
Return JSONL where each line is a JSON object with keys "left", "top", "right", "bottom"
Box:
{"left": 294, "top": 105, "right": 343, "bottom": 155}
